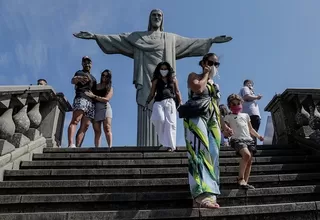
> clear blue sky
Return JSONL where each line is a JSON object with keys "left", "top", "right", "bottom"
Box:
{"left": 1, "top": 0, "right": 319, "bottom": 147}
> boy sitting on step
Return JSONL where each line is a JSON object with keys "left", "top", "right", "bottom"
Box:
{"left": 223, "top": 94, "right": 264, "bottom": 190}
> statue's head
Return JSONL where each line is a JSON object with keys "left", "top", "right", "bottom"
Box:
{"left": 148, "top": 9, "right": 164, "bottom": 31}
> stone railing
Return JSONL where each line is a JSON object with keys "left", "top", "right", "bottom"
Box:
{"left": 0, "top": 85, "right": 71, "bottom": 180}
{"left": 265, "top": 88, "right": 320, "bottom": 153}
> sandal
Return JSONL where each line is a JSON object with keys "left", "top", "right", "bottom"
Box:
{"left": 246, "top": 184, "right": 255, "bottom": 189}
{"left": 237, "top": 177, "right": 255, "bottom": 190}
{"left": 197, "top": 198, "right": 220, "bottom": 209}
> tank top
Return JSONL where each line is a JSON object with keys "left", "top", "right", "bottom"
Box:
{"left": 154, "top": 78, "right": 175, "bottom": 102}
{"left": 94, "top": 88, "right": 108, "bottom": 97}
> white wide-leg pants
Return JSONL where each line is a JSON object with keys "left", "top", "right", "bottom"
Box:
{"left": 151, "top": 98, "right": 177, "bottom": 150}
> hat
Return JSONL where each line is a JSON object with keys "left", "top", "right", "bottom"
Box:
{"left": 82, "top": 56, "right": 92, "bottom": 62}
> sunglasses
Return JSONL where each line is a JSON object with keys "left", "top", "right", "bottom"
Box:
{"left": 207, "top": 60, "right": 220, "bottom": 67}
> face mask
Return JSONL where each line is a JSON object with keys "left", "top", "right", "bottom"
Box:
{"left": 230, "top": 105, "right": 242, "bottom": 114}
{"left": 160, "top": 70, "right": 168, "bottom": 77}
{"left": 209, "top": 66, "right": 218, "bottom": 78}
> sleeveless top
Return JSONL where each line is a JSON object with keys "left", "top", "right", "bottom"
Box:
{"left": 154, "top": 78, "right": 175, "bottom": 102}
{"left": 188, "top": 82, "right": 221, "bottom": 124}
{"left": 94, "top": 88, "right": 108, "bottom": 97}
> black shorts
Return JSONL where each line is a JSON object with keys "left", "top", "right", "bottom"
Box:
{"left": 230, "top": 139, "right": 257, "bottom": 156}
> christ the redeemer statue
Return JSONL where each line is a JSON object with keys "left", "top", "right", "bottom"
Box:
{"left": 74, "top": 9, "right": 232, "bottom": 147}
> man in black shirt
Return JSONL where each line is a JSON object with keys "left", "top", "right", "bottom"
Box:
{"left": 67, "top": 56, "right": 97, "bottom": 148}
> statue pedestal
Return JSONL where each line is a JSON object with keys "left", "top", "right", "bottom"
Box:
{"left": 137, "top": 105, "right": 159, "bottom": 147}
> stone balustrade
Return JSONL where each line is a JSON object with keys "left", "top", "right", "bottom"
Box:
{"left": 0, "top": 85, "right": 71, "bottom": 180}
{"left": 265, "top": 88, "right": 320, "bottom": 152}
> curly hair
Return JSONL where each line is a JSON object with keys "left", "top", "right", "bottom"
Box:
{"left": 152, "top": 61, "right": 175, "bottom": 82}
{"left": 227, "top": 94, "right": 243, "bottom": 107}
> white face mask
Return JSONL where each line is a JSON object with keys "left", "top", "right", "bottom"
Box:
{"left": 209, "top": 66, "right": 218, "bottom": 78}
{"left": 160, "top": 69, "right": 168, "bottom": 77}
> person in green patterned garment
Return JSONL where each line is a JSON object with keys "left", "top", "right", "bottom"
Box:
{"left": 184, "top": 53, "right": 233, "bottom": 208}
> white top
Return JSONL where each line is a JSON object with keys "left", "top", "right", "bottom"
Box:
{"left": 239, "top": 86, "right": 260, "bottom": 117}
{"left": 224, "top": 113, "right": 253, "bottom": 140}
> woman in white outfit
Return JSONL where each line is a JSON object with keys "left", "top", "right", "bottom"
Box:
{"left": 145, "top": 61, "right": 183, "bottom": 151}
{"left": 85, "top": 69, "right": 113, "bottom": 148}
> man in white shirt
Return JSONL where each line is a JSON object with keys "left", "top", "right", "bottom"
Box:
{"left": 239, "top": 79, "right": 262, "bottom": 144}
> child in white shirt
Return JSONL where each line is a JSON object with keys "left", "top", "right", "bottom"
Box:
{"left": 224, "top": 94, "right": 264, "bottom": 190}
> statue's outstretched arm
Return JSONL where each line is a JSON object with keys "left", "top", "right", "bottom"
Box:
{"left": 211, "top": 35, "right": 233, "bottom": 44}
{"left": 73, "top": 31, "right": 134, "bottom": 58}
{"left": 73, "top": 31, "right": 96, "bottom": 40}
{"left": 175, "top": 34, "right": 233, "bottom": 60}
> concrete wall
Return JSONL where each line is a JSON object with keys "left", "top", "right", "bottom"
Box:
{"left": 0, "top": 85, "right": 72, "bottom": 181}
{"left": 0, "top": 137, "right": 46, "bottom": 181}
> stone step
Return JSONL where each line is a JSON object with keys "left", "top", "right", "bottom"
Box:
{"left": 0, "top": 201, "right": 318, "bottom": 219}
{"left": 4, "top": 170, "right": 320, "bottom": 187}
{"left": 29, "top": 155, "right": 320, "bottom": 168}
{"left": 1, "top": 173, "right": 320, "bottom": 194}
{"left": 38, "top": 149, "right": 308, "bottom": 159}
{"left": 33, "top": 150, "right": 311, "bottom": 160}
{"left": 0, "top": 185, "right": 319, "bottom": 213}
{"left": 6, "top": 156, "right": 320, "bottom": 181}
{"left": 19, "top": 159, "right": 320, "bottom": 175}
{"left": 42, "top": 145, "right": 294, "bottom": 153}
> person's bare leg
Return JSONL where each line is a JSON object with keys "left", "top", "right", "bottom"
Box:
{"left": 67, "top": 110, "right": 84, "bottom": 147}
{"left": 103, "top": 117, "right": 112, "bottom": 148}
{"left": 238, "top": 148, "right": 252, "bottom": 185}
{"left": 75, "top": 116, "right": 91, "bottom": 147}
{"left": 244, "top": 154, "right": 253, "bottom": 183}
{"left": 93, "top": 121, "right": 102, "bottom": 148}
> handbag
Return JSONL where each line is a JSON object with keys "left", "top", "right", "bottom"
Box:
{"left": 177, "top": 97, "right": 211, "bottom": 119}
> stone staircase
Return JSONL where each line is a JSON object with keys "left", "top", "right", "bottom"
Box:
{"left": 0, "top": 145, "right": 320, "bottom": 219}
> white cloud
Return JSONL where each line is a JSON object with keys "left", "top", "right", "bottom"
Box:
{"left": 1, "top": 0, "right": 117, "bottom": 82}
{"left": 0, "top": 53, "right": 10, "bottom": 66}
{"left": 15, "top": 41, "right": 48, "bottom": 79}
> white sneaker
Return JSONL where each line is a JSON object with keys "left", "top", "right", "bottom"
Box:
{"left": 68, "top": 144, "right": 76, "bottom": 148}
